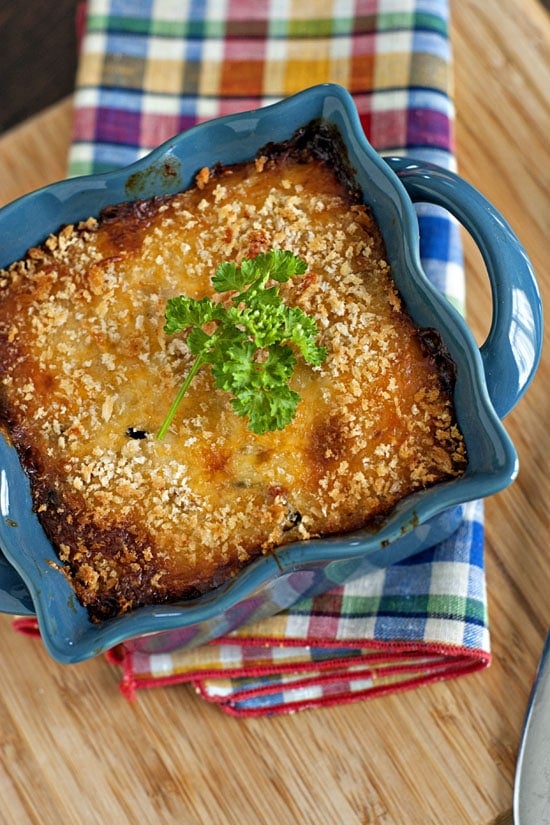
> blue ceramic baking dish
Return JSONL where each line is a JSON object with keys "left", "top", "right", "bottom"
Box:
{"left": 0, "top": 85, "right": 542, "bottom": 663}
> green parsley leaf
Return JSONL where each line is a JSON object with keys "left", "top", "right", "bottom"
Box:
{"left": 211, "top": 261, "right": 246, "bottom": 293}
{"left": 230, "top": 384, "right": 301, "bottom": 435}
{"left": 157, "top": 250, "right": 326, "bottom": 438}
{"left": 210, "top": 336, "right": 257, "bottom": 391}
{"left": 283, "top": 306, "right": 327, "bottom": 366}
{"left": 163, "top": 295, "right": 223, "bottom": 335}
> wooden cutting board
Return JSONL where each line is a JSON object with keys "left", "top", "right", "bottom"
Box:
{"left": 0, "top": 2, "right": 548, "bottom": 823}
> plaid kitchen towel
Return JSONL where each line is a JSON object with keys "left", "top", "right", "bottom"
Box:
{"left": 61, "top": 0, "right": 491, "bottom": 714}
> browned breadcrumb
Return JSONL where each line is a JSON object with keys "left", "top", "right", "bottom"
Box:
{"left": 195, "top": 166, "right": 210, "bottom": 190}
{"left": 0, "top": 134, "right": 467, "bottom": 621}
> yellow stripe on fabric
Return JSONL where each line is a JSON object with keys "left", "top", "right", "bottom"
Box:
{"left": 144, "top": 58, "right": 184, "bottom": 96}
{"left": 142, "top": 642, "right": 328, "bottom": 680}
{"left": 75, "top": 37, "right": 110, "bottom": 88}
{"left": 263, "top": 38, "right": 355, "bottom": 96}
{"left": 229, "top": 612, "right": 296, "bottom": 640}
{"left": 143, "top": 36, "right": 186, "bottom": 96}
{"left": 410, "top": 52, "right": 450, "bottom": 94}
{"left": 144, "top": 646, "right": 242, "bottom": 678}
{"left": 373, "top": 51, "right": 449, "bottom": 93}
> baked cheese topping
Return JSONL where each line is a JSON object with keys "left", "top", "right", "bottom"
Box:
{"left": 0, "top": 130, "right": 467, "bottom": 620}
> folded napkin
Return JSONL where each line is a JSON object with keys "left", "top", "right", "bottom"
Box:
{"left": 102, "top": 500, "right": 488, "bottom": 715}
{"left": 18, "top": 0, "right": 492, "bottom": 715}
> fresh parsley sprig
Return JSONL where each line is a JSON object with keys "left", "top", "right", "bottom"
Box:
{"left": 157, "top": 249, "right": 326, "bottom": 438}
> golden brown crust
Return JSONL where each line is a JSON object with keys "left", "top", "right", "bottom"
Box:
{"left": 0, "top": 124, "right": 467, "bottom": 621}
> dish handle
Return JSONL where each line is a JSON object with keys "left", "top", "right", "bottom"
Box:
{"left": 384, "top": 157, "right": 543, "bottom": 419}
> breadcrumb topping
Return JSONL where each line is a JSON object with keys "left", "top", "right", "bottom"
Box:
{"left": 0, "top": 135, "right": 466, "bottom": 620}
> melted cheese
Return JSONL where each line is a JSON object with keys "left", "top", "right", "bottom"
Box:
{"left": 0, "top": 145, "right": 467, "bottom": 620}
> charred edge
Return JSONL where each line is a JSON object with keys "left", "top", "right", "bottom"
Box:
{"left": 417, "top": 327, "right": 457, "bottom": 396}
{"left": 257, "top": 119, "right": 362, "bottom": 202}
{"left": 99, "top": 196, "right": 171, "bottom": 224}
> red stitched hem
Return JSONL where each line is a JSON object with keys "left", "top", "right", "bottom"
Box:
{"left": 121, "top": 649, "right": 482, "bottom": 686}
{"left": 12, "top": 617, "right": 40, "bottom": 637}
{"left": 10, "top": 616, "right": 492, "bottom": 715}
{"left": 194, "top": 657, "right": 490, "bottom": 717}
{"left": 213, "top": 634, "right": 491, "bottom": 660}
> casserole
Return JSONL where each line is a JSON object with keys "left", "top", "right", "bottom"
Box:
{"left": 0, "top": 85, "right": 542, "bottom": 663}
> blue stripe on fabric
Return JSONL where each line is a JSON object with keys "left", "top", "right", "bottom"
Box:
{"left": 419, "top": 259, "right": 456, "bottom": 296}
{"left": 80, "top": 84, "right": 454, "bottom": 107}
{"left": 189, "top": 0, "right": 210, "bottom": 21}
{"left": 416, "top": 0, "right": 450, "bottom": 20}
{"left": 462, "top": 623, "right": 488, "bottom": 649}
{"left": 105, "top": 32, "right": 151, "bottom": 58}
{"left": 411, "top": 30, "right": 450, "bottom": 61}
{"left": 380, "top": 562, "right": 435, "bottom": 596}
{"left": 234, "top": 692, "right": 285, "bottom": 711}
{"left": 373, "top": 614, "right": 427, "bottom": 640}
{"left": 418, "top": 214, "right": 451, "bottom": 263}
{"left": 88, "top": 88, "right": 204, "bottom": 119}
{"left": 183, "top": 36, "right": 205, "bottom": 62}
{"left": 407, "top": 88, "right": 453, "bottom": 115}
{"left": 466, "top": 570, "right": 487, "bottom": 603}
{"left": 110, "top": 0, "right": 154, "bottom": 18}
{"left": 395, "top": 504, "right": 483, "bottom": 569}
{"left": 94, "top": 88, "right": 146, "bottom": 112}
{"left": 438, "top": 503, "right": 484, "bottom": 565}
{"left": 467, "top": 519, "right": 485, "bottom": 569}
{"left": 373, "top": 608, "right": 487, "bottom": 627}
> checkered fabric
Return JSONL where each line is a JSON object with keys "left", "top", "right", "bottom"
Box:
{"left": 66, "top": 0, "right": 491, "bottom": 714}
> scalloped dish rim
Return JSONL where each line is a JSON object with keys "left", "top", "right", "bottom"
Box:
{"left": 0, "top": 84, "right": 519, "bottom": 662}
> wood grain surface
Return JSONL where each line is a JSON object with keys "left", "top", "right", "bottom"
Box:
{"left": 0, "top": 2, "right": 548, "bottom": 823}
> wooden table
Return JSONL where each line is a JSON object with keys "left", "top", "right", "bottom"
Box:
{"left": 0, "top": 2, "right": 548, "bottom": 823}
